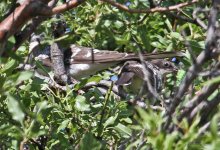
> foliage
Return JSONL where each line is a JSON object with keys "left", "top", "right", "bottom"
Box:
{"left": 0, "top": 0, "right": 220, "bottom": 149}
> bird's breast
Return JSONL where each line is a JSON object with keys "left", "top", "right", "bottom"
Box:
{"left": 128, "top": 76, "right": 144, "bottom": 93}
{"left": 68, "top": 62, "right": 118, "bottom": 80}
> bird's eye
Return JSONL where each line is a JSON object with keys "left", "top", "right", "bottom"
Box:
{"left": 164, "top": 62, "right": 170, "bottom": 67}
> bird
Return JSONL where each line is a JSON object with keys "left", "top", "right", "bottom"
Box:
{"left": 29, "top": 17, "right": 184, "bottom": 83}
{"left": 115, "top": 59, "right": 178, "bottom": 97}
{"left": 32, "top": 43, "right": 184, "bottom": 81}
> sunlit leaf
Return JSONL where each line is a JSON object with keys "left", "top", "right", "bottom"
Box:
{"left": 0, "top": 59, "right": 17, "bottom": 74}
{"left": 7, "top": 94, "right": 25, "bottom": 125}
{"left": 75, "top": 95, "right": 91, "bottom": 112}
{"left": 114, "top": 123, "right": 132, "bottom": 138}
{"left": 104, "top": 113, "right": 118, "bottom": 128}
{"left": 15, "top": 71, "right": 33, "bottom": 85}
{"left": 57, "top": 119, "right": 70, "bottom": 133}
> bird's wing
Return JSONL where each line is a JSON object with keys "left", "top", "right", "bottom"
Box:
{"left": 116, "top": 61, "right": 145, "bottom": 85}
{"left": 116, "top": 72, "right": 135, "bottom": 85}
{"left": 35, "top": 55, "right": 52, "bottom": 67}
{"left": 69, "top": 45, "right": 128, "bottom": 64}
{"left": 68, "top": 45, "right": 185, "bottom": 64}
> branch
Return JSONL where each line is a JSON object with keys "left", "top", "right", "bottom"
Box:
{"left": 178, "top": 82, "right": 219, "bottom": 122}
{"left": 166, "top": 11, "right": 202, "bottom": 27}
{"left": 52, "top": 0, "right": 85, "bottom": 14}
{"left": 101, "top": 0, "right": 198, "bottom": 14}
{"left": 163, "top": 0, "right": 219, "bottom": 131}
{"left": 0, "top": 0, "right": 85, "bottom": 55}
{"left": 34, "top": 72, "right": 75, "bottom": 91}
{"left": 190, "top": 94, "right": 220, "bottom": 122}
{"left": 193, "top": 7, "right": 208, "bottom": 29}
{"left": 12, "top": 0, "right": 59, "bottom": 51}
{"left": 163, "top": 51, "right": 210, "bottom": 131}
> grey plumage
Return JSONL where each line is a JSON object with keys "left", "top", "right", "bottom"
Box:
{"left": 67, "top": 45, "right": 184, "bottom": 64}
{"left": 29, "top": 33, "right": 183, "bottom": 81}
{"left": 35, "top": 45, "right": 183, "bottom": 80}
{"left": 116, "top": 60, "right": 178, "bottom": 96}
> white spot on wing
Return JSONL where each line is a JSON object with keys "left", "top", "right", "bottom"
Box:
{"left": 71, "top": 48, "right": 81, "bottom": 57}
{"left": 124, "top": 53, "right": 129, "bottom": 57}
{"left": 93, "top": 49, "right": 100, "bottom": 53}
{"left": 35, "top": 54, "right": 49, "bottom": 60}
{"left": 85, "top": 51, "right": 91, "bottom": 57}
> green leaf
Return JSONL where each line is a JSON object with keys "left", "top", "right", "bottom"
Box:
{"left": 103, "top": 113, "right": 118, "bottom": 128}
{"left": 176, "top": 70, "right": 186, "bottom": 86}
{"left": 138, "top": 25, "right": 151, "bottom": 50}
{"left": 115, "top": 37, "right": 128, "bottom": 45}
{"left": 151, "top": 41, "right": 163, "bottom": 48}
{"left": 164, "top": 131, "right": 178, "bottom": 150}
{"left": 57, "top": 119, "right": 70, "bottom": 133}
{"left": 15, "top": 71, "right": 33, "bottom": 85}
{"left": 210, "top": 114, "right": 219, "bottom": 139}
{"left": 74, "top": 75, "right": 102, "bottom": 90}
{"left": 7, "top": 93, "right": 25, "bottom": 125}
{"left": 203, "top": 76, "right": 220, "bottom": 86}
{"left": 75, "top": 95, "right": 91, "bottom": 112}
{"left": 87, "top": 75, "right": 102, "bottom": 83}
{"left": 104, "top": 20, "right": 111, "bottom": 27}
{"left": 115, "top": 32, "right": 131, "bottom": 45}
{"left": 114, "top": 123, "right": 132, "bottom": 138}
{"left": 170, "top": 32, "right": 183, "bottom": 40}
{"left": 17, "top": 46, "right": 26, "bottom": 52}
{"left": 8, "top": 36, "right": 16, "bottom": 44}
{"left": 79, "top": 132, "right": 102, "bottom": 150}
{"left": 0, "top": 59, "right": 17, "bottom": 74}
{"left": 33, "top": 101, "right": 48, "bottom": 114}
{"left": 120, "top": 117, "right": 132, "bottom": 124}
{"left": 165, "top": 19, "right": 172, "bottom": 32}
{"left": 114, "top": 20, "right": 124, "bottom": 29}
{"left": 166, "top": 43, "right": 173, "bottom": 51}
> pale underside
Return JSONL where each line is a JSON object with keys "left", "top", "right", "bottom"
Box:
{"left": 68, "top": 62, "right": 118, "bottom": 80}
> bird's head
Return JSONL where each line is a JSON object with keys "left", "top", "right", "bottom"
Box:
{"left": 150, "top": 59, "right": 178, "bottom": 75}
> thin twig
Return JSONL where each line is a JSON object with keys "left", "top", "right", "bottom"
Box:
{"left": 101, "top": 0, "right": 199, "bottom": 14}
{"left": 193, "top": 7, "right": 208, "bottom": 30}
{"left": 181, "top": 30, "right": 197, "bottom": 63}
{"left": 12, "top": 0, "right": 59, "bottom": 51}
{"left": 97, "top": 81, "right": 114, "bottom": 138}
{"left": 138, "top": 52, "right": 161, "bottom": 100}
{"left": 163, "top": 1, "right": 219, "bottom": 131}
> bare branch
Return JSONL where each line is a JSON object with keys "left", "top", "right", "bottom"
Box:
{"left": 0, "top": 0, "right": 86, "bottom": 55}
{"left": 101, "top": 0, "right": 198, "bottom": 14}
{"left": 178, "top": 81, "right": 220, "bottom": 122}
{"left": 163, "top": 0, "right": 220, "bottom": 131}
{"left": 12, "top": 0, "right": 59, "bottom": 51}
{"left": 52, "top": 0, "right": 85, "bottom": 14}
{"left": 193, "top": 7, "right": 208, "bottom": 30}
{"left": 189, "top": 94, "right": 220, "bottom": 122}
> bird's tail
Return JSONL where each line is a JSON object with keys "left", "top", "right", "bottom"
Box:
{"left": 96, "top": 51, "right": 185, "bottom": 63}
{"left": 125, "top": 51, "right": 185, "bottom": 61}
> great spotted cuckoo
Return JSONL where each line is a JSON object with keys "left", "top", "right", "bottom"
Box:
{"left": 116, "top": 59, "right": 178, "bottom": 97}
{"left": 29, "top": 16, "right": 184, "bottom": 85}
{"left": 30, "top": 39, "right": 184, "bottom": 82}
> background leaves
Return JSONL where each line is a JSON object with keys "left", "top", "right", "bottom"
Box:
{"left": 0, "top": 0, "right": 218, "bottom": 149}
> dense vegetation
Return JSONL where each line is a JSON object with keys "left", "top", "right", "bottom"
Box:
{"left": 1, "top": 0, "right": 220, "bottom": 149}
